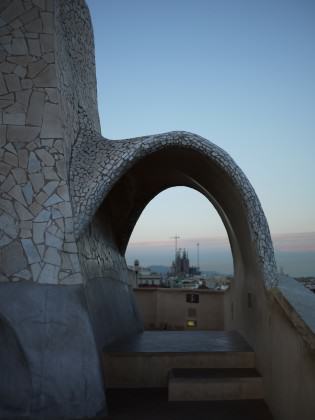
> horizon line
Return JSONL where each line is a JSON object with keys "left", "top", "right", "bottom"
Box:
{"left": 128, "top": 231, "right": 315, "bottom": 253}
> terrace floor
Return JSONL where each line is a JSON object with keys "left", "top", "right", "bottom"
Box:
{"left": 105, "top": 388, "right": 274, "bottom": 420}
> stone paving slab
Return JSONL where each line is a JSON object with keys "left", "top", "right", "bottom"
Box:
{"left": 105, "top": 388, "right": 274, "bottom": 420}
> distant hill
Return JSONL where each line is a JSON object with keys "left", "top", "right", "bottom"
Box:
{"left": 147, "top": 266, "right": 230, "bottom": 277}
{"left": 203, "top": 270, "right": 231, "bottom": 277}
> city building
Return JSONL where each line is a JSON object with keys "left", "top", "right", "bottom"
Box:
{"left": 129, "top": 261, "right": 164, "bottom": 287}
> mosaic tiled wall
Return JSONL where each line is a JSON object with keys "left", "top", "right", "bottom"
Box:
{"left": 0, "top": 0, "right": 95, "bottom": 285}
{"left": 70, "top": 128, "right": 278, "bottom": 288}
{"left": 1, "top": 0, "right": 277, "bottom": 289}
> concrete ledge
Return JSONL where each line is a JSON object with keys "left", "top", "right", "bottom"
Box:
{"left": 103, "top": 331, "right": 255, "bottom": 388}
{"left": 271, "top": 276, "right": 315, "bottom": 350}
{"left": 168, "top": 368, "right": 263, "bottom": 401}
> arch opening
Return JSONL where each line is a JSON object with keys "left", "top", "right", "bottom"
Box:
{"left": 100, "top": 146, "right": 261, "bottom": 284}
{"left": 125, "top": 186, "right": 234, "bottom": 280}
{"left": 78, "top": 138, "right": 276, "bottom": 343}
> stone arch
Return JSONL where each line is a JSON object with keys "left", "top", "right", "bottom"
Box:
{"left": 71, "top": 131, "right": 277, "bottom": 289}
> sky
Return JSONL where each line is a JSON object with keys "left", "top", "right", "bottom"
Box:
{"left": 86, "top": 0, "right": 315, "bottom": 276}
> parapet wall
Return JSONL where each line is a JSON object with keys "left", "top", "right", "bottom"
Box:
{"left": 135, "top": 288, "right": 225, "bottom": 331}
{"left": 224, "top": 276, "right": 315, "bottom": 420}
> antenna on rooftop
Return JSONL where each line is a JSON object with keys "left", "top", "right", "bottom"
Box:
{"left": 197, "top": 242, "right": 200, "bottom": 270}
{"left": 170, "top": 235, "right": 180, "bottom": 258}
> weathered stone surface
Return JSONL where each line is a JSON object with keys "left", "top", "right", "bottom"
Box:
{"left": 44, "top": 246, "right": 60, "bottom": 266}
{"left": 0, "top": 162, "right": 11, "bottom": 176}
{"left": 3, "top": 112, "right": 26, "bottom": 126}
{"left": 26, "top": 91, "right": 45, "bottom": 126}
{"left": 34, "top": 208, "right": 50, "bottom": 222}
{"left": 20, "top": 6, "right": 39, "bottom": 24}
{"left": 45, "top": 231, "right": 62, "bottom": 249}
{"left": 40, "top": 102, "right": 62, "bottom": 138}
{"left": 14, "top": 65, "right": 27, "bottom": 79}
{"left": 0, "top": 0, "right": 25, "bottom": 24}
{"left": 45, "top": 87, "right": 58, "bottom": 103}
{"left": 4, "top": 151, "right": 18, "bottom": 166}
{"left": 40, "top": 33, "right": 54, "bottom": 53}
{"left": 17, "top": 148, "right": 28, "bottom": 168}
{"left": 0, "top": 73, "right": 8, "bottom": 95}
{"left": 7, "top": 125, "right": 40, "bottom": 142}
{"left": 38, "top": 263, "right": 59, "bottom": 283}
{"left": 29, "top": 172, "right": 44, "bottom": 192}
{"left": 0, "top": 126, "right": 6, "bottom": 147}
{"left": 1, "top": 174, "right": 16, "bottom": 193}
{"left": 41, "top": 12, "right": 54, "bottom": 34}
{"left": 44, "top": 193, "right": 63, "bottom": 207}
{"left": 8, "top": 185, "right": 28, "bottom": 206}
{"left": 12, "top": 167, "right": 27, "bottom": 184}
{"left": 29, "top": 201, "right": 42, "bottom": 216}
{"left": 43, "top": 180, "right": 58, "bottom": 195}
{"left": 33, "top": 221, "right": 46, "bottom": 243}
{"left": 14, "top": 201, "right": 33, "bottom": 220}
{"left": 0, "top": 213, "right": 18, "bottom": 239}
{"left": 22, "top": 182, "right": 33, "bottom": 205}
{"left": 16, "top": 89, "right": 32, "bottom": 112}
{"left": 27, "top": 38, "right": 41, "bottom": 56}
{"left": 0, "top": 240, "right": 27, "bottom": 276}
{"left": 30, "top": 261, "right": 41, "bottom": 281}
{"left": 33, "top": 64, "right": 56, "bottom": 87}
{"left": 60, "top": 272, "right": 82, "bottom": 285}
{"left": 33, "top": 0, "right": 45, "bottom": 10}
{"left": 43, "top": 166, "right": 59, "bottom": 180}
{"left": 27, "top": 59, "right": 47, "bottom": 79}
{"left": 0, "top": 62, "right": 16, "bottom": 73}
{"left": 21, "top": 238, "right": 41, "bottom": 264}
{"left": 35, "top": 148, "right": 54, "bottom": 166}
{"left": 24, "top": 18, "right": 43, "bottom": 33}
{"left": 27, "top": 151, "right": 41, "bottom": 173}
{"left": 15, "top": 269, "right": 31, "bottom": 280}
{"left": 11, "top": 37, "right": 28, "bottom": 55}
{"left": 0, "top": 198, "right": 16, "bottom": 218}
{"left": 21, "top": 78, "right": 33, "bottom": 89}
{"left": 4, "top": 74, "right": 21, "bottom": 92}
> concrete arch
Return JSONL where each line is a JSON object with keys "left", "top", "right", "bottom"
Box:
{"left": 71, "top": 131, "right": 277, "bottom": 289}
{"left": 103, "top": 149, "right": 242, "bottom": 277}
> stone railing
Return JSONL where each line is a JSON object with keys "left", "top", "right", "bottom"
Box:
{"left": 271, "top": 275, "right": 315, "bottom": 351}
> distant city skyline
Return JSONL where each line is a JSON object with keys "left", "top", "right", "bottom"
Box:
{"left": 126, "top": 228, "right": 315, "bottom": 278}
{"left": 124, "top": 187, "right": 315, "bottom": 276}
{"left": 87, "top": 0, "right": 315, "bottom": 276}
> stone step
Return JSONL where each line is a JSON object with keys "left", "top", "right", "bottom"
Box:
{"left": 168, "top": 368, "right": 264, "bottom": 401}
{"left": 103, "top": 331, "right": 256, "bottom": 388}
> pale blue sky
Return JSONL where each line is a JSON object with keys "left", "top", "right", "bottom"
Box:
{"left": 86, "top": 0, "right": 315, "bottom": 273}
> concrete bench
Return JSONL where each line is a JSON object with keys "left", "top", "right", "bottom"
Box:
{"left": 168, "top": 368, "right": 264, "bottom": 401}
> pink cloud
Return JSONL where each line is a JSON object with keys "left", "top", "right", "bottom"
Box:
{"left": 272, "top": 232, "right": 315, "bottom": 252}
{"left": 128, "top": 232, "right": 315, "bottom": 253}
